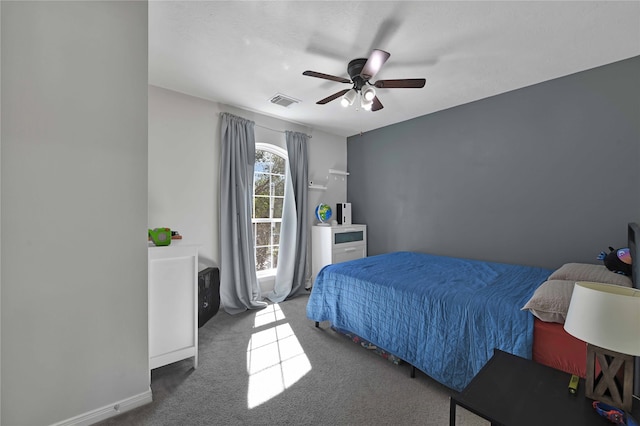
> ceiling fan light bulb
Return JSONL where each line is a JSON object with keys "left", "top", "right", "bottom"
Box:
{"left": 362, "top": 86, "right": 376, "bottom": 101}
{"left": 341, "top": 89, "right": 357, "bottom": 107}
{"left": 361, "top": 95, "right": 373, "bottom": 111}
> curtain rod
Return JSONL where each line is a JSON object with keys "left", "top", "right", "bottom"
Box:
{"left": 256, "top": 123, "right": 312, "bottom": 139}
{"left": 219, "top": 112, "right": 312, "bottom": 139}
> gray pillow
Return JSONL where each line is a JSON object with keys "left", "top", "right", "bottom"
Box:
{"left": 548, "top": 263, "right": 632, "bottom": 288}
{"left": 521, "top": 280, "right": 576, "bottom": 323}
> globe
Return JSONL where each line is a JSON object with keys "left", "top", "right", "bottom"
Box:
{"left": 315, "top": 203, "right": 332, "bottom": 224}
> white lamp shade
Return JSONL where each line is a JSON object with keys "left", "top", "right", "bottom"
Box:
{"left": 360, "top": 95, "right": 373, "bottom": 110}
{"left": 361, "top": 85, "right": 376, "bottom": 101}
{"left": 341, "top": 89, "right": 357, "bottom": 107}
{"left": 564, "top": 281, "right": 640, "bottom": 356}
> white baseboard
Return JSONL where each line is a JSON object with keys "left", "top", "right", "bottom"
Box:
{"left": 50, "top": 388, "right": 153, "bottom": 426}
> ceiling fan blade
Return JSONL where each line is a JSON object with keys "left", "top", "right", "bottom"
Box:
{"left": 360, "top": 49, "right": 391, "bottom": 80}
{"left": 371, "top": 96, "right": 384, "bottom": 112}
{"left": 303, "top": 70, "right": 351, "bottom": 84}
{"left": 374, "top": 78, "right": 426, "bottom": 89}
{"left": 317, "top": 89, "right": 350, "bottom": 105}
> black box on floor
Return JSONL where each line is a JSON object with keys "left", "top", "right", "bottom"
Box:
{"left": 198, "top": 267, "right": 220, "bottom": 328}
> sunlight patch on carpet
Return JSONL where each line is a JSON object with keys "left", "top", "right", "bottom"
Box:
{"left": 247, "top": 304, "right": 311, "bottom": 409}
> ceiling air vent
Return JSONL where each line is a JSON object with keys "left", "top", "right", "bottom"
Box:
{"left": 269, "top": 93, "right": 300, "bottom": 108}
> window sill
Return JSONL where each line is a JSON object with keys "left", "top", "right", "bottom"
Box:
{"left": 257, "top": 270, "right": 276, "bottom": 294}
{"left": 257, "top": 269, "right": 277, "bottom": 279}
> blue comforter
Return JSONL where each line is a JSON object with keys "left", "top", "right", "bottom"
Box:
{"left": 306, "top": 251, "right": 552, "bottom": 391}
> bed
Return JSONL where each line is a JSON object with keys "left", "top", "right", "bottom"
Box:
{"left": 307, "top": 223, "right": 639, "bottom": 393}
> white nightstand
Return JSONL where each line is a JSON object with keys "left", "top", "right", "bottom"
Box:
{"left": 311, "top": 224, "right": 367, "bottom": 282}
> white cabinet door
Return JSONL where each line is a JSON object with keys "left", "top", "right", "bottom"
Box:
{"left": 148, "top": 244, "right": 199, "bottom": 371}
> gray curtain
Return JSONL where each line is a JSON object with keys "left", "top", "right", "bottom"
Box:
{"left": 220, "top": 112, "right": 267, "bottom": 314}
{"left": 267, "top": 131, "right": 309, "bottom": 302}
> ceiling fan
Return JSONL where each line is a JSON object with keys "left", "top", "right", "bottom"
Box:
{"left": 303, "top": 49, "right": 426, "bottom": 112}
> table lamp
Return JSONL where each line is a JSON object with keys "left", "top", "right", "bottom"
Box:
{"left": 564, "top": 281, "right": 640, "bottom": 411}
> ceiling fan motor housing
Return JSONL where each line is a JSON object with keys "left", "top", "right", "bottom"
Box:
{"left": 347, "top": 58, "right": 368, "bottom": 90}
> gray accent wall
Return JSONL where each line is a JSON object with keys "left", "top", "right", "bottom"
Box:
{"left": 347, "top": 56, "right": 640, "bottom": 270}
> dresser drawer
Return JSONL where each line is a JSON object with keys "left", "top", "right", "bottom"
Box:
{"left": 332, "top": 227, "right": 365, "bottom": 249}
{"left": 333, "top": 245, "right": 367, "bottom": 264}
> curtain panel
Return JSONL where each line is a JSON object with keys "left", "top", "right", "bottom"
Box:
{"left": 219, "top": 112, "right": 267, "bottom": 314}
{"left": 268, "top": 131, "right": 309, "bottom": 302}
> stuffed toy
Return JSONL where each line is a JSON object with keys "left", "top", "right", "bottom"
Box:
{"left": 597, "top": 246, "right": 632, "bottom": 276}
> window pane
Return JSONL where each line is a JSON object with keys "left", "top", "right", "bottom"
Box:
{"left": 256, "top": 223, "right": 271, "bottom": 246}
{"left": 256, "top": 247, "right": 271, "bottom": 271}
{"left": 273, "top": 197, "right": 283, "bottom": 218}
{"left": 272, "top": 156, "right": 286, "bottom": 174}
{"left": 273, "top": 222, "right": 281, "bottom": 245}
{"left": 255, "top": 150, "right": 270, "bottom": 173}
{"left": 254, "top": 196, "right": 270, "bottom": 218}
{"left": 254, "top": 173, "right": 270, "bottom": 196}
{"left": 254, "top": 162, "right": 268, "bottom": 173}
{"left": 265, "top": 152, "right": 276, "bottom": 172}
{"left": 273, "top": 175, "right": 285, "bottom": 197}
{"left": 273, "top": 246, "right": 279, "bottom": 269}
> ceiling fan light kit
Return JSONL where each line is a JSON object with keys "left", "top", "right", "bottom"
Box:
{"left": 361, "top": 85, "right": 376, "bottom": 101}
{"left": 360, "top": 95, "right": 373, "bottom": 111}
{"left": 303, "top": 49, "right": 426, "bottom": 112}
{"left": 341, "top": 89, "right": 358, "bottom": 107}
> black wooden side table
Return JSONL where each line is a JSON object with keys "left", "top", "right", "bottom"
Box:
{"left": 450, "top": 349, "right": 640, "bottom": 426}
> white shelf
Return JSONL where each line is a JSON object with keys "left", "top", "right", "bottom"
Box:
{"left": 308, "top": 184, "right": 327, "bottom": 190}
{"left": 328, "top": 169, "right": 349, "bottom": 176}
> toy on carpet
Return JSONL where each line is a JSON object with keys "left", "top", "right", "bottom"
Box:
{"left": 598, "top": 246, "right": 632, "bottom": 276}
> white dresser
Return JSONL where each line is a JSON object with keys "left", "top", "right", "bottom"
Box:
{"left": 148, "top": 243, "right": 199, "bottom": 372}
{"left": 311, "top": 224, "right": 367, "bottom": 282}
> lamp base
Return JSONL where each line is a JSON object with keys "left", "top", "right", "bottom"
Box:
{"left": 585, "top": 343, "right": 634, "bottom": 411}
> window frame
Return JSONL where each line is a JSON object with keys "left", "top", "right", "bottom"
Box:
{"left": 253, "top": 143, "right": 288, "bottom": 279}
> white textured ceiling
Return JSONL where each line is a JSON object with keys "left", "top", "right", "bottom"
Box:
{"left": 149, "top": 1, "right": 640, "bottom": 138}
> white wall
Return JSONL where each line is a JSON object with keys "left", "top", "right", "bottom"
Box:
{"left": 148, "top": 86, "right": 221, "bottom": 269}
{"left": 1, "top": 2, "right": 150, "bottom": 425}
{"left": 148, "top": 86, "right": 347, "bottom": 287}
{"left": 0, "top": 3, "right": 3, "bottom": 422}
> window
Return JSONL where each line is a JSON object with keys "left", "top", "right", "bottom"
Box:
{"left": 253, "top": 144, "right": 287, "bottom": 275}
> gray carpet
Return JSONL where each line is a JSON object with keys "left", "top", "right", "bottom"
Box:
{"left": 97, "top": 293, "right": 489, "bottom": 425}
